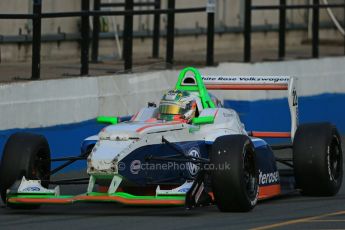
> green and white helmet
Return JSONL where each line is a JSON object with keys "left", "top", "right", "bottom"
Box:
{"left": 158, "top": 90, "right": 198, "bottom": 122}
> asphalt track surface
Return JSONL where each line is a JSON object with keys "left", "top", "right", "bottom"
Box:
{"left": 0, "top": 139, "right": 344, "bottom": 230}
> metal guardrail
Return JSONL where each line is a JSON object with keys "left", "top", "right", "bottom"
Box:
{"left": 1, "top": 0, "right": 345, "bottom": 79}
{"left": 0, "top": 0, "right": 215, "bottom": 80}
{"left": 0, "top": 22, "right": 340, "bottom": 44}
{"left": 244, "top": 0, "right": 345, "bottom": 62}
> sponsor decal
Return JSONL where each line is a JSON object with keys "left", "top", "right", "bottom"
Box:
{"left": 23, "top": 187, "right": 41, "bottom": 192}
{"left": 258, "top": 170, "right": 280, "bottom": 185}
{"left": 165, "top": 92, "right": 178, "bottom": 100}
{"left": 186, "top": 147, "right": 200, "bottom": 176}
{"left": 202, "top": 76, "right": 290, "bottom": 84}
{"left": 130, "top": 160, "right": 141, "bottom": 175}
{"left": 178, "top": 188, "right": 190, "bottom": 193}
{"left": 118, "top": 162, "right": 126, "bottom": 171}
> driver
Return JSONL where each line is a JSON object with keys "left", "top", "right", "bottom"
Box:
{"left": 158, "top": 90, "right": 198, "bottom": 123}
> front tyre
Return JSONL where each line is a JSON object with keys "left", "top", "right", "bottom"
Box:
{"left": 210, "top": 135, "right": 258, "bottom": 212}
{"left": 0, "top": 133, "right": 51, "bottom": 208}
{"left": 293, "top": 123, "right": 343, "bottom": 196}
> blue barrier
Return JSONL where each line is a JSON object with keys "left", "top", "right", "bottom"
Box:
{"left": 0, "top": 93, "right": 344, "bottom": 172}
{"left": 0, "top": 120, "right": 106, "bottom": 171}
{"left": 225, "top": 93, "right": 345, "bottom": 133}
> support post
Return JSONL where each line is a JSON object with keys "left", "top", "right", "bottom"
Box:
{"left": 207, "top": 11, "right": 215, "bottom": 66}
{"left": 91, "top": 0, "right": 101, "bottom": 63}
{"left": 166, "top": 0, "right": 175, "bottom": 66}
{"left": 31, "top": 0, "right": 42, "bottom": 80}
{"left": 80, "top": 0, "right": 90, "bottom": 76}
{"left": 279, "top": 0, "right": 286, "bottom": 59}
{"left": 244, "top": 0, "right": 252, "bottom": 62}
{"left": 123, "top": 0, "right": 134, "bottom": 71}
{"left": 312, "top": 0, "right": 319, "bottom": 58}
{"left": 152, "top": 0, "right": 161, "bottom": 58}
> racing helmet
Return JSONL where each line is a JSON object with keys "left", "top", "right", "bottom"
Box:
{"left": 158, "top": 90, "right": 198, "bottom": 122}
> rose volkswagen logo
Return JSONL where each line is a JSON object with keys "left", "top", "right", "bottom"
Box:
{"left": 130, "top": 160, "right": 141, "bottom": 174}
{"left": 186, "top": 147, "right": 200, "bottom": 176}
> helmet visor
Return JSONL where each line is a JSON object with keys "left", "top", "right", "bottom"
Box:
{"left": 159, "top": 103, "right": 182, "bottom": 115}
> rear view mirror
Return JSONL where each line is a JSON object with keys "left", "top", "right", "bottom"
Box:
{"left": 97, "top": 116, "right": 118, "bottom": 125}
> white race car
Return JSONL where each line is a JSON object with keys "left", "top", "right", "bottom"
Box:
{"left": 0, "top": 67, "right": 342, "bottom": 212}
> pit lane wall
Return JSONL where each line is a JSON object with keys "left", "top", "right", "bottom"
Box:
{"left": 0, "top": 57, "right": 345, "bottom": 170}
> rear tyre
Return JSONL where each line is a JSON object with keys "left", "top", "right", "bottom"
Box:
{"left": 0, "top": 133, "right": 51, "bottom": 208}
{"left": 210, "top": 135, "right": 258, "bottom": 212}
{"left": 293, "top": 123, "right": 343, "bottom": 196}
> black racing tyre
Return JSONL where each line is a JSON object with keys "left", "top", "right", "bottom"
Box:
{"left": 210, "top": 135, "right": 258, "bottom": 212}
{"left": 293, "top": 123, "right": 343, "bottom": 196}
{"left": 0, "top": 133, "right": 51, "bottom": 207}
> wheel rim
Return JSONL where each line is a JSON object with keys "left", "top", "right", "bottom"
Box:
{"left": 243, "top": 148, "right": 258, "bottom": 201}
{"left": 329, "top": 136, "right": 342, "bottom": 182}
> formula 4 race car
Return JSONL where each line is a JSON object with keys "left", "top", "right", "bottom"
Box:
{"left": 0, "top": 67, "right": 342, "bottom": 212}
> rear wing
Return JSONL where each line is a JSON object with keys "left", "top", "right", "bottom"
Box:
{"left": 202, "top": 75, "right": 298, "bottom": 140}
{"left": 176, "top": 67, "right": 298, "bottom": 140}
